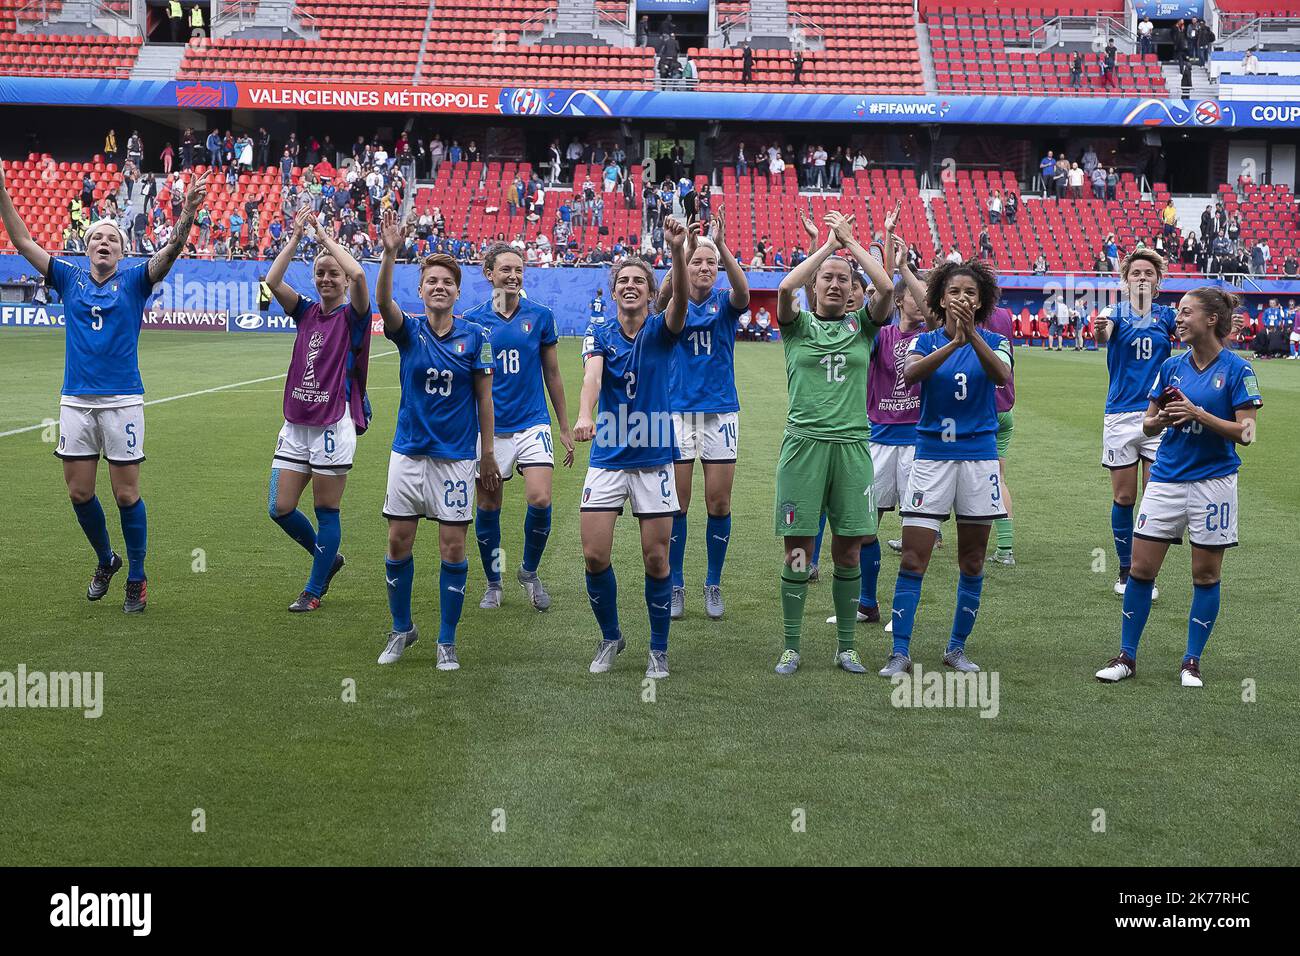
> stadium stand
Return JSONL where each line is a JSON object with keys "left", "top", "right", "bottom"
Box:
{"left": 0, "top": 0, "right": 142, "bottom": 77}
{"left": 924, "top": 1, "right": 1167, "bottom": 96}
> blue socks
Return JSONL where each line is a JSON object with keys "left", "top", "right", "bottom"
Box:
{"left": 73, "top": 496, "right": 114, "bottom": 566}
{"left": 1112, "top": 501, "right": 1134, "bottom": 573}
{"left": 385, "top": 555, "right": 414, "bottom": 633}
{"left": 475, "top": 507, "right": 502, "bottom": 585}
{"left": 947, "top": 572, "right": 984, "bottom": 652}
{"left": 521, "top": 504, "right": 551, "bottom": 574}
{"left": 669, "top": 512, "right": 687, "bottom": 588}
{"left": 268, "top": 469, "right": 317, "bottom": 554}
{"left": 645, "top": 573, "right": 672, "bottom": 652}
{"left": 704, "top": 512, "right": 731, "bottom": 587}
{"left": 1186, "top": 580, "right": 1220, "bottom": 661}
{"left": 438, "top": 559, "right": 468, "bottom": 645}
{"left": 118, "top": 498, "right": 147, "bottom": 582}
{"left": 304, "top": 507, "right": 340, "bottom": 597}
{"left": 859, "top": 538, "right": 881, "bottom": 609}
{"left": 1119, "top": 574, "right": 1155, "bottom": 659}
{"left": 586, "top": 564, "right": 621, "bottom": 642}
{"left": 811, "top": 512, "right": 827, "bottom": 566}
{"left": 890, "top": 569, "right": 924, "bottom": 656}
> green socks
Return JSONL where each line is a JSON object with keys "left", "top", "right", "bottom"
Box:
{"left": 781, "top": 563, "right": 810, "bottom": 652}
{"left": 832, "top": 564, "right": 861, "bottom": 653}
{"left": 994, "top": 516, "right": 1014, "bottom": 552}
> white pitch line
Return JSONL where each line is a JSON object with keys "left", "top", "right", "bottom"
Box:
{"left": 0, "top": 348, "right": 398, "bottom": 439}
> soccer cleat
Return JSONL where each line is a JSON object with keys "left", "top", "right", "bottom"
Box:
{"left": 878, "top": 652, "right": 913, "bottom": 677}
{"left": 517, "top": 567, "right": 552, "bottom": 611}
{"left": 943, "top": 648, "right": 981, "bottom": 673}
{"left": 775, "top": 649, "right": 801, "bottom": 675}
{"left": 703, "top": 584, "right": 724, "bottom": 619}
{"left": 288, "top": 590, "right": 321, "bottom": 613}
{"left": 825, "top": 602, "right": 881, "bottom": 625}
{"left": 670, "top": 586, "right": 685, "bottom": 620}
{"left": 991, "top": 548, "right": 1016, "bottom": 566}
{"left": 320, "top": 553, "right": 345, "bottom": 596}
{"left": 1114, "top": 575, "right": 1158, "bottom": 601}
{"left": 589, "top": 637, "right": 625, "bottom": 673}
{"left": 1180, "top": 657, "right": 1204, "bottom": 688}
{"left": 377, "top": 627, "right": 419, "bottom": 664}
{"left": 646, "top": 649, "right": 669, "bottom": 679}
{"left": 436, "top": 643, "right": 460, "bottom": 671}
{"left": 123, "top": 579, "right": 147, "bottom": 613}
{"left": 86, "top": 553, "right": 122, "bottom": 601}
{"left": 1095, "top": 653, "right": 1136, "bottom": 683}
{"left": 807, "top": 563, "right": 820, "bottom": 582}
{"left": 836, "top": 648, "right": 867, "bottom": 673}
{"left": 479, "top": 583, "right": 503, "bottom": 609}
{"left": 886, "top": 539, "right": 903, "bottom": 554}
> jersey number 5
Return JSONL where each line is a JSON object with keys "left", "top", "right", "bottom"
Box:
{"left": 90, "top": 305, "right": 104, "bottom": 332}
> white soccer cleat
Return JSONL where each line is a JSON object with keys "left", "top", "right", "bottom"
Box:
{"left": 589, "top": 637, "right": 625, "bottom": 673}
{"left": 1179, "top": 657, "right": 1204, "bottom": 688}
{"left": 479, "top": 584, "right": 503, "bottom": 609}
{"left": 1114, "top": 577, "right": 1158, "bottom": 601}
{"left": 378, "top": 627, "right": 419, "bottom": 665}
{"left": 1095, "top": 654, "right": 1136, "bottom": 683}
{"left": 436, "top": 643, "right": 460, "bottom": 671}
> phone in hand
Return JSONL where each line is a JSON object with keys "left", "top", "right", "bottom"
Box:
{"left": 1157, "top": 385, "right": 1183, "bottom": 408}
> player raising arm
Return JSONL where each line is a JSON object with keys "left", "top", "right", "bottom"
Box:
{"left": 881, "top": 258, "right": 1011, "bottom": 678}
{"left": 263, "top": 208, "right": 372, "bottom": 612}
{"left": 0, "top": 159, "right": 207, "bottom": 612}
{"left": 1094, "top": 249, "right": 1177, "bottom": 600}
{"left": 375, "top": 209, "right": 500, "bottom": 671}
{"left": 772, "top": 211, "right": 880, "bottom": 677}
{"left": 1096, "top": 289, "right": 1261, "bottom": 688}
{"left": 464, "top": 243, "right": 573, "bottom": 613}
{"left": 575, "top": 217, "right": 689, "bottom": 679}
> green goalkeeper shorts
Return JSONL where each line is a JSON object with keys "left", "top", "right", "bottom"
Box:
{"left": 774, "top": 432, "right": 877, "bottom": 538}
{"left": 996, "top": 409, "right": 1015, "bottom": 458}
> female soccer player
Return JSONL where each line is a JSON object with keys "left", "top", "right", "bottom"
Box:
{"left": 651, "top": 206, "right": 749, "bottom": 621}
{"left": 880, "top": 259, "right": 1012, "bottom": 677}
{"left": 465, "top": 244, "right": 574, "bottom": 612}
{"left": 264, "top": 208, "right": 372, "bottom": 612}
{"left": 575, "top": 218, "right": 689, "bottom": 678}
{"left": 0, "top": 161, "right": 208, "bottom": 612}
{"left": 773, "top": 212, "right": 880, "bottom": 676}
{"left": 1094, "top": 249, "right": 1177, "bottom": 599}
{"left": 375, "top": 209, "right": 501, "bottom": 671}
{"left": 1095, "top": 289, "right": 1261, "bottom": 687}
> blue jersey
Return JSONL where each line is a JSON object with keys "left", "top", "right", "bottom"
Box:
{"left": 1148, "top": 349, "right": 1262, "bottom": 483}
{"left": 582, "top": 311, "right": 680, "bottom": 469}
{"left": 1262, "top": 306, "right": 1286, "bottom": 328}
{"left": 669, "top": 288, "right": 741, "bottom": 414}
{"left": 387, "top": 314, "right": 493, "bottom": 460}
{"left": 910, "top": 327, "right": 1012, "bottom": 461}
{"left": 590, "top": 296, "right": 605, "bottom": 317}
{"left": 1103, "top": 301, "right": 1177, "bottom": 414}
{"left": 463, "top": 297, "right": 558, "bottom": 433}
{"left": 47, "top": 257, "right": 154, "bottom": 396}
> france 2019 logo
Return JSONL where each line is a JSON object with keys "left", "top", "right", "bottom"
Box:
{"left": 1195, "top": 100, "right": 1221, "bottom": 127}
{"left": 507, "top": 88, "right": 544, "bottom": 116}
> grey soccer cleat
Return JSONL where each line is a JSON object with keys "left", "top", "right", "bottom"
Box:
{"left": 703, "top": 584, "right": 724, "bottom": 619}
{"left": 123, "top": 579, "right": 147, "bottom": 614}
{"left": 87, "top": 553, "right": 122, "bottom": 601}
{"left": 775, "top": 649, "right": 801, "bottom": 675}
{"left": 878, "top": 652, "right": 913, "bottom": 677}
{"left": 436, "top": 643, "right": 460, "bottom": 671}
{"left": 670, "top": 586, "right": 685, "bottom": 620}
{"left": 991, "top": 548, "right": 1016, "bottom": 566}
{"left": 517, "top": 567, "right": 551, "bottom": 611}
{"left": 836, "top": 648, "right": 868, "bottom": 673}
{"left": 378, "top": 627, "right": 419, "bottom": 664}
{"left": 646, "top": 649, "right": 669, "bottom": 679}
{"left": 589, "top": 637, "right": 625, "bottom": 673}
{"left": 479, "top": 583, "right": 503, "bottom": 609}
{"left": 807, "top": 563, "right": 820, "bottom": 582}
{"left": 886, "top": 540, "right": 903, "bottom": 554}
{"left": 942, "top": 648, "right": 981, "bottom": 673}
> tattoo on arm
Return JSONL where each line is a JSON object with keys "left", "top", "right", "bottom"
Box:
{"left": 149, "top": 206, "right": 197, "bottom": 281}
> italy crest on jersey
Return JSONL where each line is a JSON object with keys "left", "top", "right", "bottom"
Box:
{"left": 1212, "top": 374, "right": 1224, "bottom": 390}
{"left": 455, "top": 342, "right": 466, "bottom": 354}
{"left": 844, "top": 316, "right": 859, "bottom": 334}
{"left": 522, "top": 321, "right": 532, "bottom": 333}
{"left": 781, "top": 500, "right": 796, "bottom": 525}
{"left": 911, "top": 491, "right": 924, "bottom": 508}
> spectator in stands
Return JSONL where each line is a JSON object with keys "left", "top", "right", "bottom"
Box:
{"left": 679, "top": 178, "right": 696, "bottom": 220}
{"left": 127, "top": 131, "right": 143, "bottom": 170}
{"left": 1053, "top": 155, "right": 1068, "bottom": 199}
{"left": 1161, "top": 199, "right": 1178, "bottom": 238}
{"left": 698, "top": 182, "right": 712, "bottom": 222}
{"left": 205, "top": 129, "right": 221, "bottom": 169}
{"left": 736, "top": 142, "right": 748, "bottom": 177}
{"left": 637, "top": 15, "right": 649, "bottom": 47}
{"left": 180, "top": 128, "right": 195, "bottom": 170}
{"left": 749, "top": 249, "right": 765, "bottom": 269}
{"left": 197, "top": 206, "right": 211, "bottom": 248}
{"left": 852, "top": 148, "right": 867, "bottom": 173}
{"left": 255, "top": 127, "right": 269, "bottom": 169}
{"left": 1082, "top": 145, "right": 1099, "bottom": 177}
{"left": 792, "top": 49, "right": 805, "bottom": 84}
{"left": 1070, "top": 51, "right": 1084, "bottom": 87}
{"left": 1105, "top": 167, "right": 1118, "bottom": 200}
{"left": 907, "top": 243, "right": 921, "bottom": 270}
{"left": 1284, "top": 254, "right": 1298, "bottom": 277}
{"left": 945, "top": 244, "right": 962, "bottom": 264}
{"left": 1242, "top": 49, "right": 1259, "bottom": 75}
{"left": 1187, "top": 18, "right": 1201, "bottom": 63}
{"left": 978, "top": 227, "right": 994, "bottom": 262}
{"left": 812, "top": 144, "right": 828, "bottom": 189}
{"left": 80, "top": 173, "right": 95, "bottom": 210}
{"left": 464, "top": 140, "right": 480, "bottom": 165}
{"left": 1004, "top": 190, "right": 1017, "bottom": 224}
{"left": 189, "top": 3, "right": 204, "bottom": 37}
{"left": 1032, "top": 252, "right": 1047, "bottom": 275}
{"left": 1199, "top": 22, "right": 1215, "bottom": 65}
{"left": 1200, "top": 204, "right": 1216, "bottom": 241}
{"left": 741, "top": 41, "right": 754, "bottom": 84}
{"left": 160, "top": 143, "right": 174, "bottom": 175}
{"left": 229, "top": 209, "right": 244, "bottom": 248}
{"left": 280, "top": 147, "right": 293, "bottom": 185}
{"left": 1090, "top": 164, "right": 1106, "bottom": 199}
{"left": 1251, "top": 240, "right": 1269, "bottom": 276}
{"left": 755, "top": 306, "right": 771, "bottom": 341}
{"left": 1068, "top": 162, "right": 1084, "bottom": 199}
{"left": 1182, "top": 231, "right": 1201, "bottom": 270}
{"left": 1227, "top": 215, "right": 1241, "bottom": 244}
{"left": 104, "top": 129, "right": 118, "bottom": 168}
{"left": 1094, "top": 249, "right": 1110, "bottom": 274}
{"left": 828, "top": 146, "right": 845, "bottom": 189}
{"left": 768, "top": 148, "right": 785, "bottom": 182}
{"left": 1138, "top": 15, "right": 1154, "bottom": 56}
{"left": 987, "top": 189, "right": 1002, "bottom": 224}
{"left": 1103, "top": 39, "right": 1117, "bottom": 87}
{"left": 603, "top": 159, "right": 620, "bottom": 194}
{"left": 167, "top": 0, "right": 183, "bottom": 42}
{"left": 1181, "top": 58, "right": 1193, "bottom": 98}
{"left": 1172, "top": 19, "right": 1188, "bottom": 61}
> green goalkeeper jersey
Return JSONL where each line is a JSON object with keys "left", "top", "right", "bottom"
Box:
{"left": 780, "top": 308, "right": 876, "bottom": 442}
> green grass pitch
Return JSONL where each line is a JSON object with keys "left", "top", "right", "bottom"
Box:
{"left": 1, "top": 329, "right": 1296, "bottom": 866}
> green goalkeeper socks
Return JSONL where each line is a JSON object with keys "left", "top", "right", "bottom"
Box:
{"left": 995, "top": 516, "right": 1014, "bottom": 552}
{"left": 781, "top": 563, "right": 810, "bottom": 652}
{"left": 832, "top": 564, "right": 861, "bottom": 653}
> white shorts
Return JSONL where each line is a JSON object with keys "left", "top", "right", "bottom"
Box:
{"left": 1290, "top": 331, "right": 1300, "bottom": 343}
{"left": 900, "top": 458, "right": 1007, "bottom": 532}
{"left": 672, "top": 411, "right": 739, "bottom": 463}
{"left": 581, "top": 465, "right": 680, "bottom": 517}
{"left": 1102, "top": 411, "right": 1161, "bottom": 470}
{"left": 273, "top": 413, "right": 356, "bottom": 477}
{"left": 383, "top": 452, "right": 475, "bottom": 524}
{"left": 1136, "top": 475, "right": 1239, "bottom": 549}
{"left": 479, "top": 425, "right": 553, "bottom": 479}
{"left": 56, "top": 403, "right": 145, "bottom": 465}
{"left": 870, "top": 441, "right": 915, "bottom": 510}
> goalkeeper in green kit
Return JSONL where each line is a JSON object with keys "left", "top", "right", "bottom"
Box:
{"left": 773, "top": 211, "right": 880, "bottom": 676}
